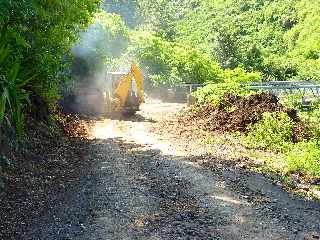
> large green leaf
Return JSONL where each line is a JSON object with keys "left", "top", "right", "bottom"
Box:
{"left": 7, "top": 28, "right": 30, "bottom": 49}
{"left": 16, "top": 90, "right": 31, "bottom": 105}
{"left": 0, "top": 88, "right": 9, "bottom": 124}
{"left": 16, "top": 73, "right": 36, "bottom": 88}
{"left": 12, "top": 104, "right": 24, "bottom": 138}
{"left": 0, "top": 45, "right": 10, "bottom": 65}
{"left": 8, "top": 63, "right": 20, "bottom": 83}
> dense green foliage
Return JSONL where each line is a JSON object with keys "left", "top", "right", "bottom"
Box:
{"left": 134, "top": 0, "right": 320, "bottom": 82}
{"left": 136, "top": 0, "right": 198, "bottom": 39}
{"left": 285, "top": 140, "right": 320, "bottom": 177}
{"left": 243, "top": 99, "right": 320, "bottom": 177}
{"left": 0, "top": 1, "right": 100, "bottom": 136}
{"left": 100, "top": 0, "right": 320, "bottom": 87}
{"left": 1, "top": 0, "right": 319, "bottom": 178}
{"left": 129, "top": 31, "right": 223, "bottom": 86}
{"left": 0, "top": 46, "right": 33, "bottom": 138}
{"left": 194, "top": 69, "right": 260, "bottom": 106}
{"left": 102, "top": 0, "right": 140, "bottom": 27}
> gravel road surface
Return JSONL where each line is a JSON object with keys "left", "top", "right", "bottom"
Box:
{"left": 2, "top": 102, "right": 320, "bottom": 240}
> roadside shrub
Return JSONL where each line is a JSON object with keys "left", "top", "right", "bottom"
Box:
{"left": 195, "top": 82, "right": 244, "bottom": 106}
{"left": 299, "top": 101, "right": 320, "bottom": 120}
{"left": 286, "top": 140, "right": 320, "bottom": 177}
{"left": 224, "top": 68, "right": 262, "bottom": 84}
{"left": 279, "top": 94, "right": 305, "bottom": 110}
{"left": 298, "top": 106, "right": 320, "bottom": 141}
{"left": 245, "top": 112, "right": 294, "bottom": 152}
{"left": 0, "top": 41, "right": 33, "bottom": 138}
{"left": 194, "top": 68, "right": 260, "bottom": 106}
{"left": 0, "top": 1, "right": 100, "bottom": 138}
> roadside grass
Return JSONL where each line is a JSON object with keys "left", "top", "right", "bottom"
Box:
{"left": 200, "top": 132, "right": 320, "bottom": 200}
{"left": 245, "top": 112, "right": 294, "bottom": 153}
{"left": 286, "top": 140, "right": 320, "bottom": 178}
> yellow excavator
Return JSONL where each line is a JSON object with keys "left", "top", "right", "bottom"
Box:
{"left": 104, "top": 63, "right": 144, "bottom": 115}
{"left": 71, "top": 63, "right": 144, "bottom": 116}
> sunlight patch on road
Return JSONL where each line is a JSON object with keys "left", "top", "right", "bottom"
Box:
{"left": 210, "top": 195, "right": 243, "bottom": 205}
{"left": 92, "top": 120, "right": 122, "bottom": 139}
{"left": 128, "top": 122, "right": 185, "bottom": 156}
{"left": 90, "top": 113, "right": 186, "bottom": 157}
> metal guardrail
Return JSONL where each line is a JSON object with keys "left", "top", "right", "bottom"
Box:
{"left": 173, "top": 81, "right": 320, "bottom": 94}
{"left": 247, "top": 81, "right": 317, "bottom": 86}
{"left": 168, "top": 81, "right": 320, "bottom": 101}
{"left": 163, "top": 84, "right": 205, "bottom": 103}
{"left": 244, "top": 81, "right": 320, "bottom": 97}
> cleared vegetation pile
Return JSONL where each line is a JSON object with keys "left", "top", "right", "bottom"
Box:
{"left": 182, "top": 93, "right": 292, "bottom": 132}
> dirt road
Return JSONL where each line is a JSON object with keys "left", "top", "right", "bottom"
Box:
{"left": 3, "top": 102, "right": 320, "bottom": 239}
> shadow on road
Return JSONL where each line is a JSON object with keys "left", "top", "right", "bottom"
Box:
{"left": 1, "top": 128, "right": 320, "bottom": 239}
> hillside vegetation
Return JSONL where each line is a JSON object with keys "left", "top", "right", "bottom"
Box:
{"left": 1, "top": 0, "right": 319, "bottom": 138}
{"left": 104, "top": 0, "right": 320, "bottom": 183}
{"left": 0, "top": 1, "right": 100, "bottom": 140}
{"left": 104, "top": 0, "right": 319, "bottom": 83}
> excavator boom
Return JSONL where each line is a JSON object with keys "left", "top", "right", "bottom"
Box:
{"left": 131, "top": 63, "right": 145, "bottom": 103}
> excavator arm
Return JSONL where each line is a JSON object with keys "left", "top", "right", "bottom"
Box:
{"left": 131, "top": 63, "right": 145, "bottom": 104}
{"left": 112, "top": 63, "right": 144, "bottom": 113}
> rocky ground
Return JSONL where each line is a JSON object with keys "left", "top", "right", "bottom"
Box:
{"left": 0, "top": 101, "right": 319, "bottom": 239}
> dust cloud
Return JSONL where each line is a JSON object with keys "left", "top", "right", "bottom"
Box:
{"left": 63, "top": 17, "right": 130, "bottom": 115}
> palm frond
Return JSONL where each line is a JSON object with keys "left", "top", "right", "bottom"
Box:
{"left": 0, "top": 45, "right": 10, "bottom": 65}
{"left": 0, "top": 88, "right": 9, "bottom": 124}
{"left": 8, "top": 62, "right": 20, "bottom": 83}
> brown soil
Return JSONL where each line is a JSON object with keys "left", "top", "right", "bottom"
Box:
{"left": 293, "top": 121, "right": 312, "bottom": 143}
{"left": 179, "top": 92, "right": 300, "bottom": 134}
{"left": 0, "top": 115, "right": 94, "bottom": 239}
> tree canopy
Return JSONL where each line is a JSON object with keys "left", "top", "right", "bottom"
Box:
{"left": 0, "top": 0, "right": 101, "bottom": 136}
{"left": 112, "top": 0, "right": 320, "bottom": 82}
